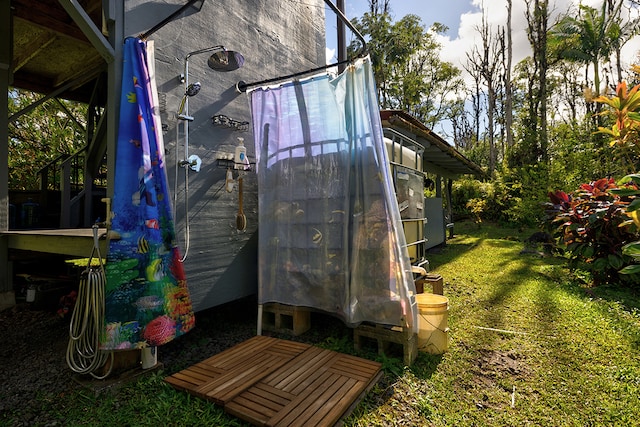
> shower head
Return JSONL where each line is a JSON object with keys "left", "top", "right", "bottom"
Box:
{"left": 185, "top": 82, "right": 201, "bottom": 97}
{"left": 207, "top": 50, "right": 245, "bottom": 72}
{"left": 177, "top": 47, "right": 244, "bottom": 118}
{"left": 177, "top": 82, "right": 201, "bottom": 118}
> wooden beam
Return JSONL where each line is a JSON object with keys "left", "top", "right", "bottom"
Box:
{"left": 1, "top": 0, "right": 11, "bottom": 293}
{"left": 2, "top": 229, "right": 107, "bottom": 257}
{"left": 12, "top": 33, "right": 56, "bottom": 72}
{"left": 58, "top": 0, "right": 114, "bottom": 63}
{"left": 13, "top": 7, "right": 90, "bottom": 42}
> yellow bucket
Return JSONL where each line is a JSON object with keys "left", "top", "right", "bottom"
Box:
{"left": 416, "top": 293, "right": 449, "bottom": 354}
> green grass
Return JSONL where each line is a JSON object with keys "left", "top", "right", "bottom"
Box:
{"left": 346, "top": 221, "right": 640, "bottom": 426}
{"left": 4, "top": 220, "right": 640, "bottom": 426}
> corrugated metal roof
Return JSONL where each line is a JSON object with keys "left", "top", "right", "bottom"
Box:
{"left": 380, "top": 110, "right": 485, "bottom": 179}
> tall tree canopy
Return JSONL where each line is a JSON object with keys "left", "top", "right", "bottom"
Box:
{"left": 350, "top": 11, "right": 463, "bottom": 128}
{"left": 548, "top": 3, "right": 620, "bottom": 98}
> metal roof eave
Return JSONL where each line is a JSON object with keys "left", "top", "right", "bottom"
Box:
{"left": 380, "top": 110, "right": 486, "bottom": 179}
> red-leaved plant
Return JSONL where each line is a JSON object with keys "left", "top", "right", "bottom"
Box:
{"left": 545, "top": 178, "right": 640, "bottom": 286}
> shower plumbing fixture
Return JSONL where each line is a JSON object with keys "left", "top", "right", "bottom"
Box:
{"left": 174, "top": 45, "right": 245, "bottom": 261}
{"left": 176, "top": 81, "right": 201, "bottom": 121}
{"left": 179, "top": 154, "right": 202, "bottom": 172}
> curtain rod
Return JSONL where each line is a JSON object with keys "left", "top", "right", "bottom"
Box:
{"left": 236, "top": 0, "right": 368, "bottom": 93}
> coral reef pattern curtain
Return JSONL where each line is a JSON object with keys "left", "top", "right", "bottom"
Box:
{"left": 102, "top": 38, "right": 195, "bottom": 350}
{"left": 250, "top": 57, "right": 417, "bottom": 331}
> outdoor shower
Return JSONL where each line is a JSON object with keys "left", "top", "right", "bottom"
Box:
{"left": 174, "top": 46, "right": 244, "bottom": 261}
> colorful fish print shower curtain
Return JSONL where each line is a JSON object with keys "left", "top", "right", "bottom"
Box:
{"left": 102, "top": 38, "right": 195, "bottom": 350}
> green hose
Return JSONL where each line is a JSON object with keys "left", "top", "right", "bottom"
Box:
{"left": 66, "top": 226, "right": 113, "bottom": 379}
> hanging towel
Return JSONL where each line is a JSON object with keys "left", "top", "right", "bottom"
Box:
{"left": 102, "top": 38, "right": 195, "bottom": 350}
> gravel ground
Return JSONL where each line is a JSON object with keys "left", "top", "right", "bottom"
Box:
{"left": 0, "top": 295, "right": 375, "bottom": 426}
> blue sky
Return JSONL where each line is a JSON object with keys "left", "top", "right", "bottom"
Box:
{"left": 325, "top": 0, "right": 475, "bottom": 63}
{"left": 323, "top": 0, "right": 640, "bottom": 138}
{"left": 343, "top": 0, "right": 473, "bottom": 37}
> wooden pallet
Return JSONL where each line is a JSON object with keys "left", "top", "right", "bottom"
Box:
{"left": 262, "top": 303, "right": 311, "bottom": 336}
{"left": 165, "top": 336, "right": 382, "bottom": 427}
{"left": 415, "top": 273, "right": 444, "bottom": 295}
{"left": 353, "top": 323, "right": 418, "bottom": 366}
{"left": 165, "top": 336, "right": 309, "bottom": 405}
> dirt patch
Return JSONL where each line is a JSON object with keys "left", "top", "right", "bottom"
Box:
{"left": 0, "top": 299, "right": 257, "bottom": 425}
{"left": 470, "top": 349, "right": 530, "bottom": 411}
{"left": 477, "top": 349, "right": 529, "bottom": 378}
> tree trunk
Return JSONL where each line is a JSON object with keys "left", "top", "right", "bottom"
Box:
{"left": 505, "top": 0, "right": 514, "bottom": 151}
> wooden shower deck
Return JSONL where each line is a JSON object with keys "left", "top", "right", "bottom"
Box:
{"left": 2, "top": 228, "right": 108, "bottom": 257}
{"left": 165, "top": 335, "right": 382, "bottom": 427}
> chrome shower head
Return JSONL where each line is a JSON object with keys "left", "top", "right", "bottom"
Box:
{"left": 185, "top": 82, "right": 201, "bottom": 97}
{"left": 207, "top": 50, "right": 245, "bottom": 72}
{"left": 177, "top": 82, "right": 202, "bottom": 118}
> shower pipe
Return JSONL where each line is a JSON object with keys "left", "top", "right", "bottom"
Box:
{"left": 174, "top": 46, "right": 244, "bottom": 262}
{"left": 174, "top": 47, "right": 218, "bottom": 262}
{"left": 236, "top": 0, "right": 368, "bottom": 93}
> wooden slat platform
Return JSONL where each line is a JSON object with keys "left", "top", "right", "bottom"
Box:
{"left": 165, "top": 336, "right": 383, "bottom": 427}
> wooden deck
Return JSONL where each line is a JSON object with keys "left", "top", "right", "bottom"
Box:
{"left": 1, "top": 228, "right": 108, "bottom": 257}
{"left": 165, "top": 335, "right": 383, "bottom": 427}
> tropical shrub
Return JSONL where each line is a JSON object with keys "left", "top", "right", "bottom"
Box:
{"left": 545, "top": 178, "right": 640, "bottom": 286}
{"left": 594, "top": 81, "right": 640, "bottom": 175}
{"left": 451, "top": 167, "right": 551, "bottom": 227}
{"left": 589, "top": 80, "right": 640, "bottom": 283}
{"left": 613, "top": 174, "right": 640, "bottom": 277}
{"left": 451, "top": 178, "right": 507, "bottom": 223}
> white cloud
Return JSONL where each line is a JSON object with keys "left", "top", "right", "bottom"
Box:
{"left": 434, "top": 0, "right": 640, "bottom": 91}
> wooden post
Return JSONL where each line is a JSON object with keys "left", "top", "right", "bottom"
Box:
{"left": 1, "top": 0, "right": 13, "bottom": 300}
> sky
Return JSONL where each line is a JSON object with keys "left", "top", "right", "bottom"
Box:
{"left": 324, "top": 0, "right": 640, "bottom": 137}
{"left": 326, "top": 0, "right": 474, "bottom": 63}
{"left": 326, "top": 0, "right": 640, "bottom": 85}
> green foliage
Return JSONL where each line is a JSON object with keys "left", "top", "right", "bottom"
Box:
{"left": 350, "top": 12, "right": 464, "bottom": 127}
{"left": 452, "top": 177, "right": 512, "bottom": 224}
{"left": 544, "top": 178, "right": 640, "bottom": 287}
{"left": 8, "top": 88, "right": 87, "bottom": 190}
{"left": 451, "top": 178, "right": 489, "bottom": 220}
{"left": 547, "top": 121, "right": 612, "bottom": 187}
{"left": 451, "top": 166, "right": 553, "bottom": 227}
{"left": 498, "top": 165, "right": 553, "bottom": 227}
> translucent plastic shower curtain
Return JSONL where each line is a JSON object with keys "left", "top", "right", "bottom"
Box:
{"left": 250, "top": 57, "right": 417, "bottom": 331}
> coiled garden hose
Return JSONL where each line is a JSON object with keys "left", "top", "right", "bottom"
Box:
{"left": 66, "top": 225, "right": 113, "bottom": 379}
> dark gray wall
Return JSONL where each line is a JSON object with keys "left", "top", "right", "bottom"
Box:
{"left": 124, "top": 0, "right": 326, "bottom": 311}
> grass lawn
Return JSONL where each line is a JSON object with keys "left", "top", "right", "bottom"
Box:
{"left": 5, "top": 220, "right": 640, "bottom": 426}
{"left": 348, "top": 220, "right": 640, "bottom": 426}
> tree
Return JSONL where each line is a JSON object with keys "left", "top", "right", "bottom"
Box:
{"left": 351, "top": 11, "right": 463, "bottom": 128}
{"left": 509, "top": 0, "right": 550, "bottom": 168}
{"left": 505, "top": 0, "right": 514, "bottom": 151}
{"left": 465, "top": 8, "right": 505, "bottom": 174}
{"left": 548, "top": 3, "right": 619, "bottom": 98}
{"left": 605, "top": 0, "right": 640, "bottom": 88}
{"left": 8, "top": 89, "right": 87, "bottom": 190}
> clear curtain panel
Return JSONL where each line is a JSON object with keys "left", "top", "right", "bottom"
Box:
{"left": 250, "top": 58, "right": 416, "bottom": 331}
